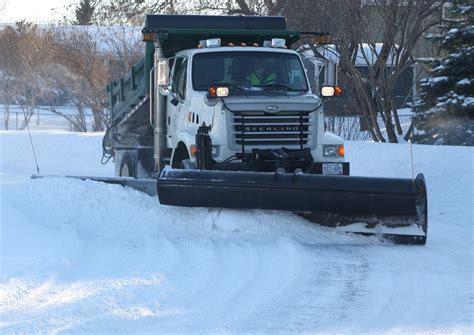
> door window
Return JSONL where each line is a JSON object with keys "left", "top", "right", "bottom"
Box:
{"left": 172, "top": 57, "right": 187, "bottom": 101}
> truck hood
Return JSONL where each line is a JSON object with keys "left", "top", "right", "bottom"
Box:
{"left": 222, "top": 94, "right": 321, "bottom": 113}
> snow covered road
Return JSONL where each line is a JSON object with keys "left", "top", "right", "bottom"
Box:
{"left": 1, "top": 131, "right": 473, "bottom": 334}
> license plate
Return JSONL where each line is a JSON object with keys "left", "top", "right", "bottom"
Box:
{"left": 322, "top": 163, "right": 343, "bottom": 175}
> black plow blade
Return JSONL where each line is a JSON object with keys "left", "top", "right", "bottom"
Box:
{"left": 157, "top": 169, "right": 428, "bottom": 245}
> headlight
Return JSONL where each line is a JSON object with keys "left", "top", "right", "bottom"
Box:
{"left": 216, "top": 87, "right": 229, "bottom": 97}
{"left": 323, "top": 145, "right": 337, "bottom": 157}
{"left": 321, "top": 86, "right": 335, "bottom": 97}
{"left": 323, "top": 144, "right": 344, "bottom": 157}
{"left": 323, "top": 145, "right": 344, "bottom": 157}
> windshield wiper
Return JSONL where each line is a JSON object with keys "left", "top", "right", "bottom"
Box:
{"left": 259, "top": 84, "right": 305, "bottom": 92}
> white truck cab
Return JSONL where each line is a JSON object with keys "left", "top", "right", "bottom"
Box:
{"left": 162, "top": 44, "right": 346, "bottom": 174}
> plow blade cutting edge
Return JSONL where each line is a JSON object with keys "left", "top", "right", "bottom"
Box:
{"left": 157, "top": 169, "right": 428, "bottom": 245}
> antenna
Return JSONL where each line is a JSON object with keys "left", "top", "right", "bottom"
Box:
{"left": 22, "top": 109, "right": 40, "bottom": 175}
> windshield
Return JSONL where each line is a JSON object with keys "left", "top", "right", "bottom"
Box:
{"left": 192, "top": 51, "right": 308, "bottom": 93}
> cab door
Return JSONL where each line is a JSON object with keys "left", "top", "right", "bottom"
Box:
{"left": 166, "top": 56, "right": 188, "bottom": 146}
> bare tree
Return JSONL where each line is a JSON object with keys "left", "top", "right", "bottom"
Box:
{"left": 50, "top": 25, "right": 142, "bottom": 131}
{"left": 190, "top": 0, "right": 290, "bottom": 15}
{"left": 0, "top": 22, "right": 59, "bottom": 130}
{"left": 332, "top": 1, "right": 446, "bottom": 142}
{"left": 0, "top": 19, "right": 143, "bottom": 132}
{"left": 52, "top": 27, "right": 108, "bottom": 131}
{"left": 277, "top": 0, "right": 445, "bottom": 142}
{"left": 74, "top": 0, "right": 176, "bottom": 25}
{"left": 79, "top": 0, "right": 292, "bottom": 24}
{"left": 0, "top": 22, "right": 15, "bottom": 130}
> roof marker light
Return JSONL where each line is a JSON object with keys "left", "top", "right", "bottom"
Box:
{"left": 199, "top": 38, "right": 221, "bottom": 48}
{"left": 271, "top": 38, "right": 286, "bottom": 48}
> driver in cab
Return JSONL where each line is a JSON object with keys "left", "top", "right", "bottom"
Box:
{"left": 246, "top": 59, "right": 276, "bottom": 86}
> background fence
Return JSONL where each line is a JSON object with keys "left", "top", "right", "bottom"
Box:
{"left": 0, "top": 106, "right": 96, "bottom": 132}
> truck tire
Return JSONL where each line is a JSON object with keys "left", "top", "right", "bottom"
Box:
{"left": 172, "top": 143, "right": 190, "bottom": 169}
{"left": 119, "top": 151, "right": 138, "bottom": 177}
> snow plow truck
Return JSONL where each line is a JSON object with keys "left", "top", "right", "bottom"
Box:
{"left": 89, "top": 14, "right": 427, "bottom": 244}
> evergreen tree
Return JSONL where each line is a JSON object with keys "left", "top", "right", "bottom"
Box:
{"left": 413, "top": 1, "right": 474, "bottom": 146}
{"left": 75, "top": 0, "right": 96, "bottom": 25}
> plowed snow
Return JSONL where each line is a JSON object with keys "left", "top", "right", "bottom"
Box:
{"left": 1, "top": 131, "right": 473, "bottom": 334}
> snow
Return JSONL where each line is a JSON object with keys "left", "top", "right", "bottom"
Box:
{"left": 456, "top": 78, "right": 471, "bottom": 86}
{"left": 465, "top": 97, "right": 474, "bottom": 106}
{"left": 429, "top": 76, "right": 450, "bottom": 84}
{"left": 1, "top": 130, "right": 473, "bottom": 333}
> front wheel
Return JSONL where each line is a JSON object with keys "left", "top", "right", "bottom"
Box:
{"left": 119, "top": 151, "right": 138, "bottom": 177}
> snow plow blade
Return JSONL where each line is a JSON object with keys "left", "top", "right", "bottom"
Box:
{"left": 157, "top": 169, "right": 428, "bottom": 245}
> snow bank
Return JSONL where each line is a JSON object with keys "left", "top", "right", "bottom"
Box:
{"left": 0, "top": 130, "right": 113, "bottom": 176}
{"left": 0, "top": 131, "right": 473, "bottom": 334}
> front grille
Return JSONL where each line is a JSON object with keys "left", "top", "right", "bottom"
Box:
{"left": 233, "top": 112, "right": 311, "bottom": 146}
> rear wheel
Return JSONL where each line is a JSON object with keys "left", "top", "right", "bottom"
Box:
{"left": 119, "top": 151, "right": 138, "bottom": 177}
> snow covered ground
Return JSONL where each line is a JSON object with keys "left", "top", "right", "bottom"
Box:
{"left": 0, "top": 130, "right": 473, "bottom": 334}
{"left": 0, "top": 107, "right": 97, "bottom": 132}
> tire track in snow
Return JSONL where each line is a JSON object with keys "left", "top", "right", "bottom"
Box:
{"left": 228, "top": 245, "right": 372, "bottom": 333}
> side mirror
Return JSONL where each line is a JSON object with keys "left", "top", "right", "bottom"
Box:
{"left": 156, "top": 59, "right": 169, "bottom": 87}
